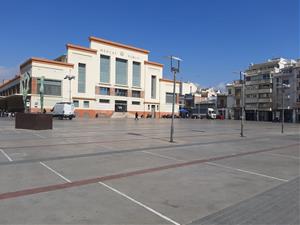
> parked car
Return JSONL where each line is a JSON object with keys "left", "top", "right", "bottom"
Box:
{"left": 51, "top": 102, "right": 75, "bottom": 120}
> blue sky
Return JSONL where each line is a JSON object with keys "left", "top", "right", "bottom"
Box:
{"left": 0, "top": 0, "right": 299, "bottom": 88}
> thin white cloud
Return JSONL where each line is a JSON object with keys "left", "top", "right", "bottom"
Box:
{"left": 214, "top": 82, "right": 226, "bottom": 92}
{"left": 0, "top": 66, "right": 19, "bottom": 82}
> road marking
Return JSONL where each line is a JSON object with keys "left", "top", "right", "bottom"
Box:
{"left": 39, "top": 162, "right": 72, "bottom": 183}
{"left": 206, "top": 162, "right": 288, "bottom": 182}
{"left": 0, "top": 144, "right": 296, "bottom": 201}
{"left": 143, "top": 151, "right": 185, "bottom": 162}
{"left": 0, "top": 149, "right": 13, "bottom": 162}
{"left": 265, "top": 153, "right": 300, "bottom": 160}
{"left": 33, "top": 133, "right": 45, "bottom": 139}
{"left": 99, "top": 182, "right": 181, "bottom": 225}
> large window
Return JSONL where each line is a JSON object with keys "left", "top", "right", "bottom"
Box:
{"left": 99, "top": 99, "right": 110, "bottom": 104}
{"left": 78, "top": 63, "right": 86, "bottom": 93}
{"left": 100, "top": 55, "right": 110, "bottom": 83}
{"left": 37, "top": 79, "right": 61, "bottom": 96}
{"left": 132, "top": 90, "right": 141, "bottom": 98}
{"left": 116, "top": 58, "right": 128, "bottom": 85}
{"left": 83, "top": 101, "right": 89, "bottom": 108}
{"left": 115, "top": 88, "right": 128, "bottom": 96}
{"left": 73, "top": 100, "right": 79, "bottom": 107}
{"left": 166, "top": 92, "right": 176, "bottom": 104}
{"left": 151, "top": 75, "right": 156, "bottom": 99}
{"left": 132, "top": 62, "right": 141, "bottom": 87}
{"left": 99, "top": 87, "right": 110, "bottom": 95}
{"left": 132, "top": 101, "right": 140, "bottom": 105}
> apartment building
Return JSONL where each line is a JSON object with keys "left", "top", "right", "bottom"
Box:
{"left": 226, "top": 80, "right": 242, "bottom": 120}
{"left": 273, "top": 61, "right": 300, "bottom": 123}
{"left": 0, "top": 36, "right": 180, "bottom": 118}
{"left": 244, "top": 58, "right": 291, "bottom": 121}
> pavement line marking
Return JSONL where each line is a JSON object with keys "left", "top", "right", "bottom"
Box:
{"left": 142, "top": 151, "right": 185, "bottom": 162}
{"left": 206, "top": 162, "right": 288, "bottom": 182}
{"left": 0, "top": 149, "right": 13, "bottom": 162}
{"left": 33, "top": 133, "right": 45, "bottom": 139}
{"left": 0, "top": 144, "right": 296, "bottom": 201}
{"left": 264, "top": 153, "right": 300, "bottom": 160}
{"left": 39, "top": 162, "right": 72, "bottom": 183}
{"left": 99, "top": 181, "right": 181, "bottom": 225}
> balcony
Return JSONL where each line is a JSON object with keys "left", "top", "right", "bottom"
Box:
{"left": 258, "top": 88, "right": 272, "bottom": 93}
{"left": 245, "top": 89, "right": 259, "bottom": 94}
{"left": 245, "top": 79, "right": 272, "bottom": 85}
{"left": 245, "top": 98, "right": 258, "bottom": 103}
{"left": 258, "top": 98, "right": 272, "bottom": 103}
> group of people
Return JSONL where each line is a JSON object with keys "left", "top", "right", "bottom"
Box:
{"left": 0, "top": 110, "right": 15, "bottom": 118}
{"left": 135, "top": 112, "right": 154, "bottom": 120}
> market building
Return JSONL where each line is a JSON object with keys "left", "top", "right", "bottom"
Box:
{"left": 0, "top": 36, "right": 180, "bottom": 118}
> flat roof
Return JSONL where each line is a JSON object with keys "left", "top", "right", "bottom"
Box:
{"left": 89, "top": 36, "right": 150, "bottom": 55}
{"left": 20, "top": 57, "right": 74, "bottom": 69}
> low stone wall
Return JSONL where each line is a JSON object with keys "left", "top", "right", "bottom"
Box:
{"left": 15, "top": 113, "right": 53, "bottom": 130}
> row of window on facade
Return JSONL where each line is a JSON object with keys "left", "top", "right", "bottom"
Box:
{"left": 78, "top": 56, "right": 141, "bottom": 93}
{"left": 99, "top": 87, "right": 141, "bottom": 98}
{"left": 34, "top": 78, "right": 174, "bottom": 104}
{"left": 72, "top": 99, "right": 143, "bottom": 108}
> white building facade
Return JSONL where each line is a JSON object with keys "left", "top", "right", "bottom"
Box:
{"left": 2, "top": 36, "right": 180, "bottom": 118}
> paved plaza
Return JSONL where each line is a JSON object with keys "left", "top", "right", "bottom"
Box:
{"left": 0, "top": 118, "right": 299, "bottom": 225}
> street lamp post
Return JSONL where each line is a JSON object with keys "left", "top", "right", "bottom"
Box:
{"left": 240, "top": 71, "right": 245, "bottom": 137}
{"left": 64, "top": 75, "right": 75, "bottom": 102}
{"left": 233, "top": 71, "right": 246, "bottom": 137}
{"left": 280, "top": 82, "right": 290, "bottom": 134}
{"left": 169, "top": 56, "right": 182, "bottom": 143}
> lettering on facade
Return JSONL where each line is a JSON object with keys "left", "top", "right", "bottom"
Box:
{"left": 99, "top": 48, "right": 140, "bottom": 61}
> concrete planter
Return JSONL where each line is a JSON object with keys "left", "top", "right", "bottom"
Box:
{"left": 15, "top": 113, "right": 53, "bottom": 130}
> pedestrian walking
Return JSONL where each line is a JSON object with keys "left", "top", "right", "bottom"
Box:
{"left": 135, "top": 112, "right": 139, "bottom": 120}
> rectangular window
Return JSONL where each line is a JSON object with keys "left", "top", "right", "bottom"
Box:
{"left": 73, "top": 100, "right": 79, "bottom": 107}
{"left": 166, "top": 92, "right": 176, "bottom": 104}
{"left": 132, "top": 101, "right": 140, "bottom": 105}
{"left": 37, "top": 79, "right": 61, "bottom": 96}
{"left": 83, "top": 101, "right": 89, "bottom": 108}
{"left": 132, "top": 62, "right": 141, "bottom": 87}
{"left": 151, "top": 75, "right": 156, "bottom": 99}
{"left": 78, "top": 63, "right": 86, "bottom": 93}
{"left": 99, "top": 99, "right": 110, "bottom": 103}
{"left": 100, "top": 55, "right": 110, "bottom": 83}
{"left": 116, "top": 58, "right": 128, "bottom": 85}
{"left": 283, "top": 79, "right": 289, "bottom": 85}
{"left": 115, "top": 88, "right": 128, "bottom": 96}
{"left": 132, "top": 90, "right": 141, "bottom": 98}
{"left": 99, "top": 87, "right": 110, "bottom": 95}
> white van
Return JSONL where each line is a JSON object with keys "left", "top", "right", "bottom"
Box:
{"left": 207, "top": 108, "right": 217, "bottom": 119}
{"left": 52, "top": 102, "right": 76, "bottom": 120}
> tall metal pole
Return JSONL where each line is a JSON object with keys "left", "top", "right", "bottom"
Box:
{"left": 69, "top": 78, "right": 72, "bottom": 102}
{"left": 170, "top": 70, "right": 176, "bottom": 142}
{"left": 240, "top": 71, "right": 244, "bottom": 137}
{"left": 281, "top": 81, "right": 284, "bottom": 134}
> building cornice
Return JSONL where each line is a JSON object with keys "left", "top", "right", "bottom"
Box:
{"left": 0, "top": 75, "right": 20, "bottom": 89}
{"left": 159, "top": 78, "right": 181, "bottom": 84}
{"left": 144, "top": 101, "right": 160, "bottom": 104}
{"left": 144, "top": 61, "right": 163, "bottom": 68}
{"left": 20, "top": 57, "right": 74, "bottom": 69}
{"left": 72, "top": 97, "right": 96, "bottom": 101}
{"left": 89, "top": 36, "right": 150, "bottom": 55}
{"left": 66, "top": 44, "right": 97, "bottom": 54}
